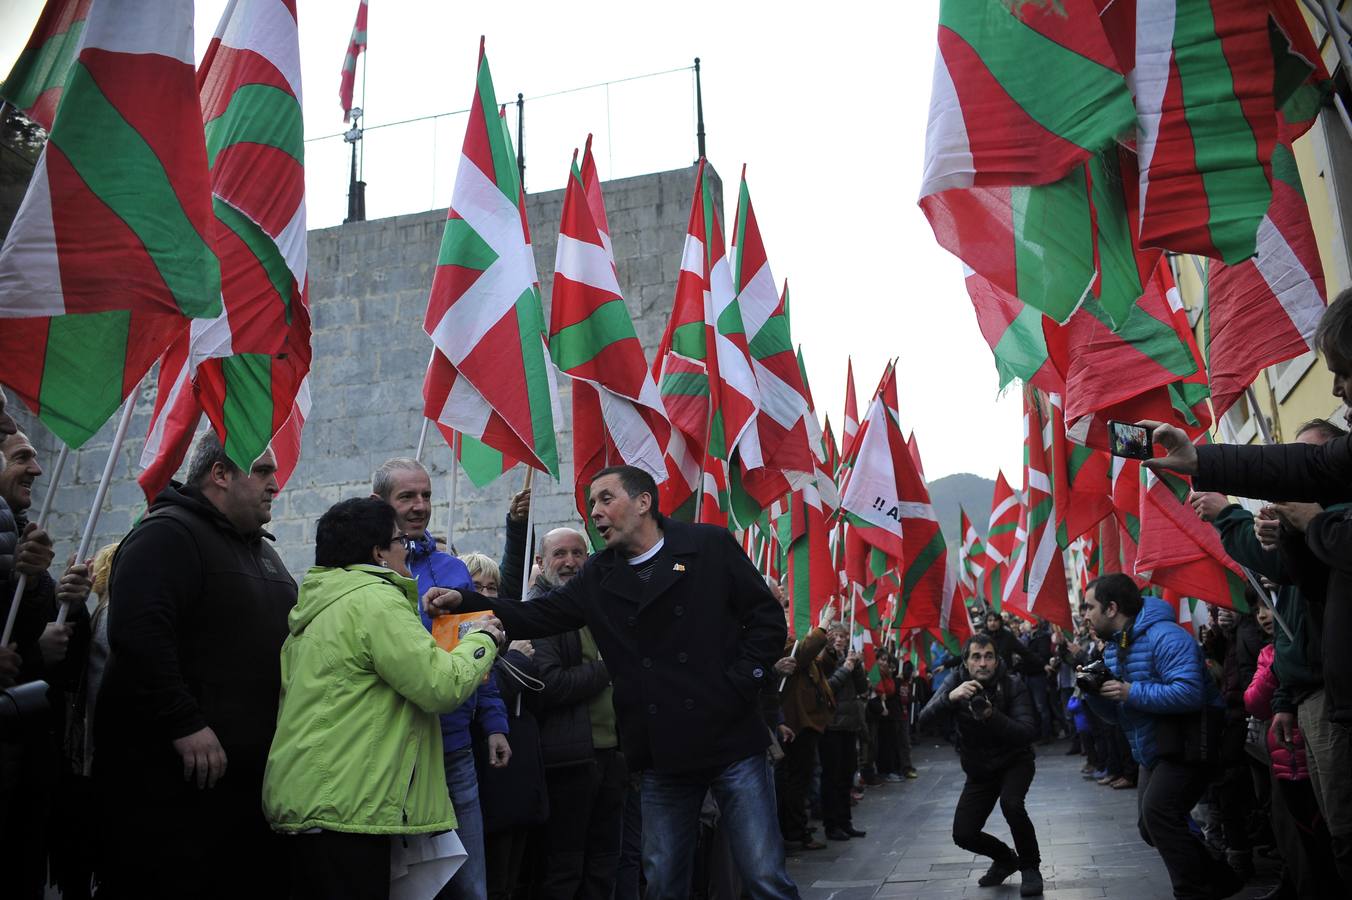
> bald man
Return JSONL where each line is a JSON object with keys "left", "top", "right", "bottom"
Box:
{"left": 521, "top": 527, "right": 625, "bottom": 899}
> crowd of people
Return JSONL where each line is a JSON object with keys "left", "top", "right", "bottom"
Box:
{"left": 3, "top": 287, "right": 1352, "bottom": 900}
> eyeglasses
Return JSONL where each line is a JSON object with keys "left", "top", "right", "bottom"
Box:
{"left": 389, "top": 532, "right": 411, "bottom": 548}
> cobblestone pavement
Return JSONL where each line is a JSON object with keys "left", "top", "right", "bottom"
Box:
{"left": 786, "top": 738, "right": 1282, "bottom": 900}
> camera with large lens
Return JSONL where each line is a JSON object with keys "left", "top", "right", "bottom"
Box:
{"left": 1075, "top": 660, "right": 1114, "bottom": 695}
{"left": 967, "top": 691, "right": 992, "bottom": 717}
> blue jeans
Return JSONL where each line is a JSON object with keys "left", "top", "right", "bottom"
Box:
{"left": 436, "top": 747, "right": 486, "bottom": 900}
{"left": 640, "top": 753, "right": 800, "bottom": 900}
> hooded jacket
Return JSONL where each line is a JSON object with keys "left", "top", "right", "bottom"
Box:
{"left": 1083, "top": 596, "right": 1218, "bottom": 769}
{"left": 263, "top": 565, "right": 497, "bottom": 834}
{"left": 917, "top": 657, "right": 1036, "bottom": 778}
{"left": 1246, "top": 643, "right": 1310, "bottom": 782}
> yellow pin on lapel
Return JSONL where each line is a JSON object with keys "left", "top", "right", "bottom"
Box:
{"left": 673, "top": 563, "right": 686, "bottom": 572}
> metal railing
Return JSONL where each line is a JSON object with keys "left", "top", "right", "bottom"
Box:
{"left": 304, "top": 63, "right": 701, "bottom": 230}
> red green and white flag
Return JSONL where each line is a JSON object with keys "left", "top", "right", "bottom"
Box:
{"left": 920, "top": 0, "right": 1135, "bottom": 195}
{"left": 959, "top": 506, "right": 989, "bottom": 603}
{"left": 1202, "top": 120, "right": 1325, "bottom": 417}
{"left": 920, "top": 0, "right": 1138, "bottom": 326}
{"left": 139, "top": 0, "right": 311, "bottom": 495}
{"left": 903, "top": 431, "right": 971, "bottom": 651}
{"left": 1136, "top": 466, "right": 1251, "bottom": 611}
{"left": 553, "top": 136, "right": 670, "bottom": 522}
{"left": 839, "top": 367, "right": 951, "bottom": 639}
{"left": 1017, "top": 390, "right": 1073, "bottom": 630}
{"left": 654, "top": 159, "right": 757, "bottom": 520}
{"left": 0, "top": 0, "right": 91, "bottom": 131}
{"left": 841, "top": 356, "right": 860, "bottom": 468}
{"left": 983, "top": 470, "right": 1019, "bottom": 613}
{"left": 1044, "top": 392, "right": 1113, "bottom": 546}
{"left": 926, "top": 141, "right": 1157, "bottom": 330}
{"left": 1109, "top": 457, "right": 1144, "bottom": 582}
{"left": 653, "top": 161, "right": 716, "bottom": 518}
{"left": 423, "top": 42, "right": 559, "bottom": 485}
{"left": 706, "top": 172, "right": 761, "bottom": 481}
{"left": 1266, "top": 0, "right": 1332, "bottom": 136}
{"left": 965, "top": 264, "right": 1065, "bottom": 394}
{"left": 1098, "top": 0, "right": 1278, "bottom": 263}
{"left": 1058, "top": 255, "right": 1212, "bottom": 451}
{"left": 338, "top": 0, "right": 367, "bottom": 120}
{"left": 839, "top": 363, "right": 908, "bottom": 563}
{"left": 729, "top": 169, "right": 814, "bottom": 522}
{"left": 0, "top": 0, "right": 221, "bottom": 449}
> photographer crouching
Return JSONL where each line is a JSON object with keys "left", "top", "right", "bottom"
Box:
{"left": 1079, "top": 574, "right": 1239, "bottom": 900}
{"left": 918, "top": 632, "right": 1043, "bottom": 896}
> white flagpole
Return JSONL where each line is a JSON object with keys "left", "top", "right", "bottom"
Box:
{"left": 414, "top": 417, "right": 430, "bottom": 463}
{"left": 520, "top": 468, "right": 535, "bottom": 601}
{"left": 55, "top": 389, "right": 140, "bottom": 625}
{"left": 446, "top": 431, "right": 460, "bottom": 553}
{"left": 1, "top": 444, "right": 69, "bottom": 647}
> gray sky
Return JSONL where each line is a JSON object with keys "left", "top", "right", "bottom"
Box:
{"left": 2, "top": 0, "right": 1027, "bottom": 485}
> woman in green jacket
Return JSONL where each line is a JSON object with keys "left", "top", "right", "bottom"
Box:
{"left": 262, "top": 497, "right": 503, "bottom": 899}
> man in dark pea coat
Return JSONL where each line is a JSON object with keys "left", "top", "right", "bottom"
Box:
{"left": 429, "top": 464, "right": 796, "bottom": 900}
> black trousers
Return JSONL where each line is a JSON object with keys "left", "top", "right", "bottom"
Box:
{"left": 1269, "top": 771, "right": 1340, "bottom": 898}
{"left": 951, "top": 755, "right": 1040, "bottom": 867}
{"left": 95, "top": 759, "right": 288, "bottom": 900}
{"left": 289, "top": 830, "right": 390, "bottom": 900}
{"left": 775, "top": 727, "right": 820, "bottom": 841}
{"left": 484, "top": 825, "right": 531, "bottom": 900}
{"left": 540, "top": 748, "right": 626, "bottom": 900}
{"left": 818, "top": 729, "right": 858, "bottom": 831}
{"left": 873, "top": 719, "right": 901, "bottom": 775}
{"left": 1138, "top": 759, "right": 1229, "bottom": 900}
{"left": 1217, "top": 718, "right": 1256, "bottom": 853}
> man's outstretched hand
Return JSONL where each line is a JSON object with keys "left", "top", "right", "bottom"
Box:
{"left": 422, "top": 587, "right": 463, "bottom": 617}
{"left": 1138, "top": 421, "right": 1198, "bottom": 476}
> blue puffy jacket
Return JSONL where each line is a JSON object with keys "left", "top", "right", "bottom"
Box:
{"left": 1084, "top": 596, "right": 1219, "bottom": 769}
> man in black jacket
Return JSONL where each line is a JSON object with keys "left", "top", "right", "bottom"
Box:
{"left": 429, "top": 465, "right": 795, "bottom": 900}
{"left": 530, "top": 526, "right": 625, "bottom": 900}
{"left": 919, "top": 632, "right": 1043, "bottom": 897}
{"left": 0, "top": 430, "right": 93, "bottom": 900}
{"left": 983, "top": 611, "right": 1045, "bottom": 675}
{"left": 94, "top": 433, "right": 296, "bottom": 899}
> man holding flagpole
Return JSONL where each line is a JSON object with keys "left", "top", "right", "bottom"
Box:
{"left": 426, "top": 464, "right": 797, "bottom": 899}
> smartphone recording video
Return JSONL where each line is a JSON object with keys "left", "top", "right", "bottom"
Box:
{"left": 1107, "top": 420, "right": 1153, "bottom": 460}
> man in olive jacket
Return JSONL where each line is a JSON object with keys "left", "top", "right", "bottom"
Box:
{"left": 94, "top": 435, "right": 296, "bottom": 900}
{"left": 429, "top": 465, "right": 794, "bottom": 900}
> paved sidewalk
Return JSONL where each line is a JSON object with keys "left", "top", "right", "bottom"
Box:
{"left": 786, "top": 738, "right": 1281, "bottom": 899}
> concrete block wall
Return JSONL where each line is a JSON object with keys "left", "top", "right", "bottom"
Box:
{"left": 11, "top": 163, "right": 720, "bottom": 580}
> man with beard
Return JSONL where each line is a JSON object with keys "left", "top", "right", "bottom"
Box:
{"left": 523, "top": 527, "right": 625, "bottom": 899}
{"left": 918, "top": 632, "right": 1043, "bottom": 897}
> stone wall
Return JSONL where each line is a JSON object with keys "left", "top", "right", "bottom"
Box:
{"left": 11, "top": 163, "right": 720, "bottom": 580}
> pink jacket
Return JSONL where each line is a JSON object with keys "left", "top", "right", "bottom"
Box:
{"left": 1244, "top": 644, "right": 1309, "bottom": 781}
